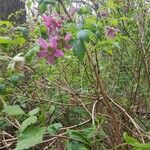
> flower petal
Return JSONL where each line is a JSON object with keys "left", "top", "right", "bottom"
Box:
{"left": 54, "top": 49, "right": 64, "bottom": 57}
{"left": 38, "top": 50, "right": 48, "bottom": 58}
{"left": 47, "top": 56, "right": 55, "bottom": 64}
{"left": 64, "top": 33, "right": 72, "bottom": 41}
{"left": 38, "top": 38, "right": 49, "bottom": 49}
{"left": 49, "top": 35, "right": 58, "bottom": 48}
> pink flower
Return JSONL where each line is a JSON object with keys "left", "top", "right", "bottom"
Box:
{"left": 43, "top": 15, "right": 62, "bottom": 31}
{"left": 56, "top": 33, "right": 72, "bottom": 50}
{"left": 37, "top": 36, "right": 64, "bottom": 64}
{"left": 64, "top": 33, "right": 72, "bottom": 41}
{"left": 64, "top": 33, "right": 72, "bottom": 50}
{"left": 105, "top": 26, "right": 119, "bottom": 38}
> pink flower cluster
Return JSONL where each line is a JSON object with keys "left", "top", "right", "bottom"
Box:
{"left": 37, "top": 14, "right": 72, "bottom": 64}
{"left": 43, "top": 14, "right": 63, "bottom": 32}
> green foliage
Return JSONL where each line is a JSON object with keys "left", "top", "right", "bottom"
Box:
{"left": 28, "top": 107, "right": 40, "bottom": 116}
{"left": 77, "top": 29, "right": 91, "bottom": 42}
{"left": 0, "top": 83, "right": 6, "bottom": 95}
{"left": 9, "top": 74, "right": 22, "bottom": 86}
{"left": 0, "top": 0, "right": 149, "bottom": 149}
{"left": 48, "top": 105, "right": 55, "bottom": 115}
{"left": 44, "top": 0, "right": 56, "bottom": 4}
{"left": 78, "top": 7, "right": 91, "bottom": 15}
{"left": 15, "top": 27, "right": 29, "bottom": 39}
{"left": 72, "top": 39, "right": 86, "bottom": 61}
{"left": 124, "top": 133, "right": 150, "bottom": 150}
{"left": 0, "top": 36, "right": 14, "bottom": 44}
{"left": 25, "top": 45, "right": 40, "bottom": 63}
{"left": 3, "top": 105, "right": 25, "bottom": 116}
{"left": 47, "top": 123, "right": 62, "bottom": 135}
{"left": 67, "top": 141, "right": 88, "bottom": 150}
{"left": 67, "top": 127, "right": 96, "bottom": 150}
{"left": 20, "top": 116, "right": 37, "bottom": 132}
{"left": 15, "top": 127, "right": 46, "bottom": 150}
{"left": 39, "top": 2, "right": 47, "bottom": 14}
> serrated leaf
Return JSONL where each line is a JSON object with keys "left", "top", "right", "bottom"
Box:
{"left": 47, "top": 123, "right": 62, "bottom": 135}
{"left": 3, "top": 105, "right": 25, "bottom": 116}
{"left": 15, "top": 127, "right": 46, "bottom": 150}
{"left": 20, "top": 116, "right": 37, "bottom": 132}
{"left": 72, "top": 39, "right": 86, "bottom": 61}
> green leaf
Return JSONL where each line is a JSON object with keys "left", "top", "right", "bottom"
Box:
{"left": 28, "top": 107, "right": 40, "bottom": 116}
{"left": 15, "top": 27, "right": 29, "bottom": 39}
{"left": 9, "top": 75, "right": 21, "bottom": 86}
{"left": 109, "top": 19, "right": 118, "bottom": 26}
{"left": 68, "top": 130, "right": 89, "bottom": 144}
{"left": 106, "top": 49, "right": 113, "bottom": 55}
{"left": 0, "top": 37, "right": 14, "bottom": 44}
{"left": 15, "top": 127, "right": 46, "bottom": 150}
{"left": 39, "top": 2, "right": 47, "bottom": 14}
{"left": 123, "top": 133, "right": 150, "bottom": 149}
{"left": 3, "top": 105, "right": 25, "bottom": 116}
{"left": 15, "top": 37, "right": 26, "bottom": 46}
{"left": 27, "top": 1, "right": 32, "bottom": 9}
{"left": 49, "top": 105, "right": 55, "bottom": 115}
{"left": 72, "top": 39, "right": 86, "bottom": 61}
{"left": 0, "top": 21, "right": 13, "bottom": 27}
{"left": 44, "top": 0, "right": 55, "bottom": 4}
{"left": 77, "top": 29, "right": 92, "bottom": 42}
{"left": 25, "top": 45, "right": 40, "bottom": 63}
{"left": 65, "top": 23, "right": 78, "bottom": 35}
{"left": 81, "top": 127, "right": 96, "bottom": 140}
{"left": 106, "top": 0, "right": 117, "bottom": 10}
{"left": 78, "top": 7, "right": 91, "bottom": 15}
{"left": 123, "top": 132, "right": 139, "bottom": 145}
{"left": 133, "top": 143, "right": 150, "bottom": 149}
{"left": 20, "top": 116, "right": 37, "bottom": 132}
{"left": 67, "top": 141, "right": 88, "bottom": 150}
{"left": 0, "top": 83, "right": 6, "bottom": 95}
{"left": 47, "top": 123, "right": 62, "bottom": 135}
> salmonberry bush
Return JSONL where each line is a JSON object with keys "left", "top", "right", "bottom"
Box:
{"left": 0, "top": 0, "right": 150, "bottom": 149}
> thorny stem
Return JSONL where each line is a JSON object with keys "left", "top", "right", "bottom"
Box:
{"left": 85, "top": 49, "right": 122, "bottom": 146}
